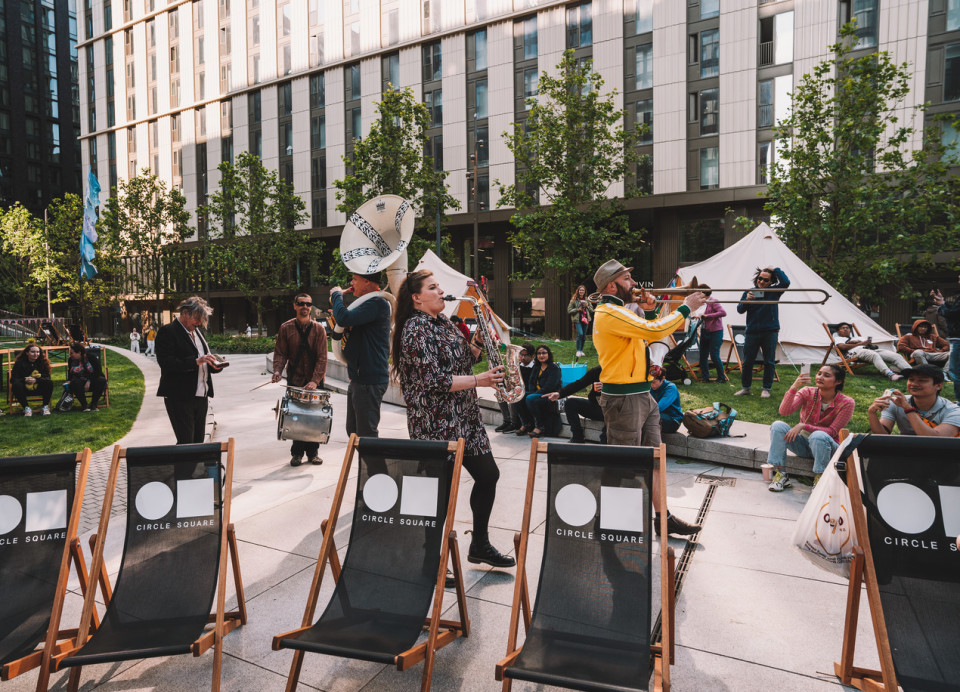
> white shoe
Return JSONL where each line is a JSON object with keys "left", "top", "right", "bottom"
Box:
{"left": 23, "top": 407, "right": 32, "bottom": 417}
{"left": 42, "top": 405, "right": 51, "bottom": 415}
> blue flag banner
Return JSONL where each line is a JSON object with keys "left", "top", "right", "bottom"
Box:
{"left": 81, "top": 167, "right": 100, "bottom": 279}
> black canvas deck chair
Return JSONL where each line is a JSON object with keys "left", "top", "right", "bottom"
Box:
{"left": 51, "top": 440, "right": 246, "bottom": 692}
{"left": 0, "top": 450, "right": 93, "bottom": 691}
{"left": 496, "top": 441, "right": 676, "bottom": 692}
{"left": 821, "top": 322, "right": 871, "bottom": 375}
{"left": 834, "top": 434, "right": 960, "bottom": 692}
{"left": 724, "top": 324, "right": 780, "bottom": 381}
{"left": 273, "top": 434, "right": 469, "bottom": 692}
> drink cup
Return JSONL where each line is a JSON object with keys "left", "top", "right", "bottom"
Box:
{"left": 761, "top": 463, "right": 775, "bottom": 482}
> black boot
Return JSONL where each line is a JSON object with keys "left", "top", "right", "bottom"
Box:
{"left": 467, "top": 540, "right": 516, "bottom": 568}
{"left": 654, "top": 512, "right": 701, "bottom": 537}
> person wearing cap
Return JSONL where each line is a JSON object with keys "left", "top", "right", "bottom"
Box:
{"left": 592, "top": 258, "right": 706, "bottom": 537}
{"left": 897, "top": 319, "right": 949, "bottom": 368}
{"left": 272, "top": 293, "right": 329, "bottom": 466}
{"left": 330, "top": 272, "right": 392, "bottom": 439}
{"left": 868, "top": 364, "right": 960, "bottom": 436}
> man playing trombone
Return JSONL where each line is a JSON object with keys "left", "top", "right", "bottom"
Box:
{"left": 592, "top": 259, "right": 706, "bottom": 536}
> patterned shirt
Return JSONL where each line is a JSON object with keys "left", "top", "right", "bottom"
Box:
{"left": 398, "top": 311, "right": 490, "bottom": 456}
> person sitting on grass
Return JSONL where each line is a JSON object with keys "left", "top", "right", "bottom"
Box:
{"left": 67, "top": 342, "right": 107, "bottom": 412}
{"left": 867, "top": 364, "right": 960, "bottom": 437}
{"left": 12, "top": 343, "right": 54, "bottom": 416}
{"left": 767, "top": 364, "right": 855, "bottom": 492}
{"left": 649, "top": 365, "right": 683, "bottom": 435}
{"left": 544, "top": 365, "right": 605, "bottom": 443}
{"left": 832, "top": 322, "right": 908, "bottom": 381}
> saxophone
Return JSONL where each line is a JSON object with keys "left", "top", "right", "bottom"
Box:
{"left": 444, "top": 295, "right": 525, "bottom": 404}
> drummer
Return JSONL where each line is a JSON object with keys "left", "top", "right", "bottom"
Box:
{"left": 272, "top": 293, "right": 329, "bottom": 466}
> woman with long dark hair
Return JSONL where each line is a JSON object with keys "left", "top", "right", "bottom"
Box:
{"left": 392, "top": 270, "right": 516, "bottom": 569}
{"left": 516, "top": 344, "right": 562, "bottom": 437}
{"left": 67, "top": 342, "right": 107, "bottom": 412}
{"left": 12, "top": 343, "right": 53, "bottom": 415}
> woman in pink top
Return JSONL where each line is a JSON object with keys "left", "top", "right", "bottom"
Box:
{"left": 767, "top": 363, "right": 855, "bottom": 492}
{"left": 698, "top": 286, "right": 728, "bottom": 383}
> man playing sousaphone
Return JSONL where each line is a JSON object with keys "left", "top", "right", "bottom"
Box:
{"left": 273, "top": 293, "right": 329, "bottom": 466}
{"left": 593, "top": 259, "right": 706, "bottom": 536}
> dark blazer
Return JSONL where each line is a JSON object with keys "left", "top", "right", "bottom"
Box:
{"left": 155, "top": 320, "right": 220, "bottom": 400}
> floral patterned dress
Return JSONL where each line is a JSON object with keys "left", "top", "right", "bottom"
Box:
{"left": 398, "top": 311, "right": 491, "bottom": 456}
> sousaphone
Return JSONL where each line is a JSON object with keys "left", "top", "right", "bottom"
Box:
{"left": 330, "top": 195, "right": 414, "bottom": 364}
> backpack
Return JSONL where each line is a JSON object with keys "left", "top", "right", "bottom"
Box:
{"left": 682, "top": 402, "right": 738, "bottom": 438}
{"left": 56, "top": 388, "right": 75, "bottom": 413}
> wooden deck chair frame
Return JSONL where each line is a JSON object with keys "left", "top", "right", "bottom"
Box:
{"left": 273, "top": 434, "right": 470, "bottom": 692}
{"left": 50, "top": 439, "right": 246, "bottom": 692}
{"left": 723, "top": 325, "right": 780, "bottom": 382}
{"left": 0, "top": 449, "right": 99, "bottom": 691}
{"left": 820, "top": 322, "right": 870, "bottom": 376}
{"left": 496, "top": 441, "right": 676, "bottom": 692}
{"left": 665, "top": 333, "right": 701, "bottom": 382}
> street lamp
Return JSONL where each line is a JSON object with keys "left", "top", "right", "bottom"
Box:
{"left": 464, "top": 140, "right": 484, "bottom": 280}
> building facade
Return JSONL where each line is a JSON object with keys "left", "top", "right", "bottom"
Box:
{"left": 0, "top": 0, "right": 81, "bottom": 214}
{"left": 78, "top": 0, "right": 960, "bottom": 334}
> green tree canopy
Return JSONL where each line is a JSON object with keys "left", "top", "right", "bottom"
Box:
{"left": 497, "top": 50, "right": 643, "bottom": 288}
{"left": 766, "top": 23, "right": 960, "bottom": 305}
{"left": 331, "top": 85, "right": 459, "bottom": 284}
{"left": 203, "top": 151, "right": 312, "bottom": 334}
{"left": 99, "top": 169, "right": 190, "bottom": 319}
{"left": 0, "top": 203, "right": 44, "bottom": 315}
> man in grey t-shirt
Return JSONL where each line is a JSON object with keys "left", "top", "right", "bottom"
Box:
{"left": 868, "top": 365, "right": 960, "bottom": 436}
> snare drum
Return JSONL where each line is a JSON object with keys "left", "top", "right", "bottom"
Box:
{"left": 277, "top": 388, "right": 333, "bottom": 444}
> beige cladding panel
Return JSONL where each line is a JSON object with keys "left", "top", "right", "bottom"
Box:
{"left": 261, "top": 86, "right": 280, "bottom": 166}
{"left": 292, "top": 77, "right": 312, "bottom": 225}
{"left": 719, "top": 5, "right": 758, "bottom": 188}
{"left": 361, "top": 57, "right": 380, "bottom": 136}
{"left": 233, "top": 94, "right": 250, "bottom": 157}
{"left": 326, "top": 68, "right": 347, "bottom": 226}
{"left": 261, "top": 0, "right": 279, "bottom": 80}
{"left": 443, "top": 34, "right": 468, "bottom": 210}
{"left": 880, "top": 0, "right": 929, "bottom": 154}
{"left": 652, "top": 0, "right": 686, "bottom": 194}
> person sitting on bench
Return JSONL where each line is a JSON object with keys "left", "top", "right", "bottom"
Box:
{"left": 67, "top": 342, "right": 106, "bottom": 412}
{"left": 868, "top": 364, "right": 960, "bottom": 437}
{"left": 833, "top": 322, "right": 908, "bottom": 380}
{"left": 11, "top": 343, "right": 54, "bottom": 416}
{"left": 544, "top": 365, "right": 606, "bottom": 443}
{"left": 649, "top": 365, "right": 684, "bottom": 435}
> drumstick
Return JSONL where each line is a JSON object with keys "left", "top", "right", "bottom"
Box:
{"left": 249, "top": 380, "right": 276, "bottom": 392}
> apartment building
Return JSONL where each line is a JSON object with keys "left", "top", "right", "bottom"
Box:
{"left": 0, "top": 0, "right": 82, "bottom": 214}
{"left": 78, "top": 0, "right": 960, "bottom": 334}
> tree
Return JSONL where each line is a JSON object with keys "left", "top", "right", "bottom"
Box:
{"left": 45, "top": 193, "right": 124, "bottom": 325}
{"left": 497, "top": 50, "right": 643, "bottom": 288}
{"left": 0, "top": 203, "right": 44, "bottom": 315}
{"left": 99, "top": 169, "right": 190, "bottom": 321}
{"left": 331, "top": 86, "right": 459, "bottom": 283}
{"left": 766, "top": 23, "right": 960, "bottom": 306}
{"left": 203, "top": 151, "right": 312, "bottom": 335}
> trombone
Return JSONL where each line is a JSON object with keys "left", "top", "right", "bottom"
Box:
{"left": 587, "top": 286, "right": 830, "bottom": 305}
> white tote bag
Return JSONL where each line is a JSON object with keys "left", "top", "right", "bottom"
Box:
{"left": 791, "top": 442, "right": 859, "bottom": 579}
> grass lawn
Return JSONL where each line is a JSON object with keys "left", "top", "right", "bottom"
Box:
{"left": 2, "top": 348, "right": 145, "bottom": 457}
{"left": 477, "top": 338, "right": 956, "bottom": 434}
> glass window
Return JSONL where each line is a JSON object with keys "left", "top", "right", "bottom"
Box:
{"left": 249, "top": 91, "right": 261, "bottom": 123}
{"left": 422, "top": 42, "right": 442, "bottom": 82}
{"left": 758, "top": 141, "right": 774, "bottom": 184}
{"left": 636, "top": 0, "right": 652, "bottom": 33}
{"left": 474, "top": 29, "right": 487, "bottom": 70}
{"left": 476, "top": 125, "right": 488, "bottom": 165}
{"left": 310, "top": 74, "right": 325, "bottom": 108}
{"left": 636, "top": 98, "right": 652, "bottom": 144}
{"left": 383, "top": 53, "right": 399, "bottom": 88}
{"left": 946, "top": 43, "right": 960, "bottom": 103}
{"left": 350, "top": 63, "right": 361, "bottom": 98}
{"left": 425, "top": 89, "right": 442, "bottom": 126}
{"left": 566, "top": 3, "right": 591, "bottom": 49}
{"left": 635, "top": 44, "right": 652, "bottom": 90}
{"left": 311, "top": 114, "right": 325, "bottom": 149}
{"left": 949, "top": 0, "right": 960, "bottom": 32}
{"left": 280, "top": 82, "right": 292, "bottom": 115}
{"left": 942, "top": 121, "right": 960, "bottom": 163}
{"left": 279, "top": 3, "right": 292, "bottom": 35}
{"left": 523, "top": 17, "right": 537, "bottom": 59}
{"left": 523, "top": 68, "right": 537, "bottom": 108}
{"left": 282, "top": 122, "right": 292, "bottom": 155}
{"left": 852, "top": 0, "right": 877, "bottom": 49}
{"left": 387, "top": 9, "right": 399, "bottom": 45}
{"left": 700, "top": 88, "right": 718, "bottom": 135}
{"left": 700, "top": 147, "right": 719, "bottom": 190}
{"left": 311, "top": 156, "right": 326, "bottom": 188}
{"left": 350, "top": 21, "right": 360, "bottom": 54}
{"left": 475, "top": 79, "right": 487, "bottom": 119}
{"left": 700, "top": 29, "right": 719, "bottom": 78}
{"left": 679, "top": 218, "right": 723, "bottom": 262}
{"left": 251, "top": 15, "right": 260, "bottom": 46}
{"left": 351, "top": 106, "right": 361, "bottom": 138}
{"left": 758, "top": 80, "right": 773, "bottom": 127}
{"left": 310, "top": 32, "right": 325, "bottom": 66}
{"left": 701, "top": 0, "right": 718, "bottom": 19}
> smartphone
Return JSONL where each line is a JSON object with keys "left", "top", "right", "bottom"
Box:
{"left": 753, "top": 290, "right": 765, "bottom": 299}
{"left": 800, "top": 362, "right": 811, "bottom": 376}
{"left": 884, "top": 388, "right": 897, "bottom": 398}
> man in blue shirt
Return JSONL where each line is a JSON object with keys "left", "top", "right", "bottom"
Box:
{"left": 649, "top": 365, "right": 683, "bottom": 434}
{"left": 734, "top": 265, "right": 789, "bottom": 399}
{"left": 330, "top": 272, "right": 392, "bottom": 438}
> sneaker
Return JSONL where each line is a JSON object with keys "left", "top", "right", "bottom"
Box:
{"left": 768, "top": 469, "right": 792, "bottom": 492}
{"left": 568, "top": 436, "right": 586, "bottom": 443}
{"left": 813, "top": 473, "right": 822, "bottom": 486}
{"left": 498, "top": 424, "right": 517, "bottom": 434}
{"left": 494, "top": 422, "right": 511, "bottom": 433}
{"left": 289, "top": 456, "right": 303, "bottom": 467}
{"left": 467, "top": 541, "right": 516, "bottom": 568}
{"left": 23, "top": 407, "right": 32, "bottom": 417}
{"left": 41, "top": 406, "right": 51, "bottom": 415}
{"left": 82, "top": 408, "right": 91, "bottom": 413}
{"left": 733, "top": 388, "right": 751, "bottom": 396}
{"left": 445, "top": 568, "right": 456, "bottom": 589}
{"left": 307, "top": 455, "right": 323, "bottom": 465}
{"left": 888, "top": 373, "right": 904, "bottom": 381}
{"left": 760, "top": 389, "right": 772, "bottom": 399}
{"left": 654, "top": 512, "right": 702, "bottom": 537}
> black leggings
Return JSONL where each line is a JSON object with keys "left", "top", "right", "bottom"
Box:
{"left": 13, "top": 379, "right": 53, "bottom": 408}
{"left": 462, "top": 451, "right": 499, "bottom": 543}
{"left": 69, "top": 376, "right": 106, "bottom": 409}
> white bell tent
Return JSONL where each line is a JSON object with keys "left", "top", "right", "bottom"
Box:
{"left": 674, "top": 223, "right": 896, "bottom": 365}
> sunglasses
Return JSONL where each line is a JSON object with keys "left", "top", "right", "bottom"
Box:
{"left": 296, "top": 301, "right": 313, "bottom": 307}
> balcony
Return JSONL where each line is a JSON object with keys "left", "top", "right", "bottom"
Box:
{"left": 758, "top": 104, "right": 773, "bottom": 128}
{"left": 759, "top": 41, "right": 774, "bottom": 67}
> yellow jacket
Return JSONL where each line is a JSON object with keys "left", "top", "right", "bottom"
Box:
{"left": 593, "top": 296, "right": 690, "bottom": 394}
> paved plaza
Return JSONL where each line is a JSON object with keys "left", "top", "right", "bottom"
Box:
{"left": 17, "top": 350, "right": 876, "bottom": 691}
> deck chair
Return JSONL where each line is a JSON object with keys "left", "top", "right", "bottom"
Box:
{"left": 496, "top": 441, "right": 676, "bottom": 692}
{"left": 0, "top": 450, "right": 94, "bottom": 691}
{"left": 821, "top": 322, "right": 871, "bottom": 375}
{"left": 273, "top": 434, "right": 469, "bottom": 692}
{"left": 51, "top": 440, "right": 246, "bottom": 692}
{"left": 724, "top": 325, "right": 780, "bottom": 381}
{"left": 834, "top": 435, "right": 960, "bottom": 692}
